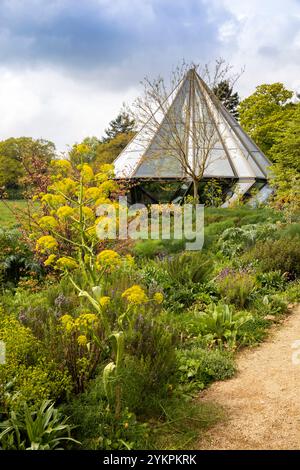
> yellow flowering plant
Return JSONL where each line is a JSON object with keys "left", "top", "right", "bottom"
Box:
{"left": 59, "top": 312, "right": 103, "bottom": 393}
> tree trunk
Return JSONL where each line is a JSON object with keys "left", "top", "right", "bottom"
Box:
{"left": 193, "top": 179, "right": 198, "bottom": 203}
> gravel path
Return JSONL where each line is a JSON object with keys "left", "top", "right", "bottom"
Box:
{"left": 197, "top": 305, "right": 300, "bottom": 450}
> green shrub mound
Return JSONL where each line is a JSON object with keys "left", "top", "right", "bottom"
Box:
{"left": 243, "top": 238, "right": 300, "bottom": 279}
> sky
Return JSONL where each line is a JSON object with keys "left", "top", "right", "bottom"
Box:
{"left": 0, "top": 0, "right": 299, "bottom": 151}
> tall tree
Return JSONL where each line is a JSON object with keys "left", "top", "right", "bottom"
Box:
{"left": 213, "top": 80, "right": 240, "bottom": 119}
{"left": 269, "top": 102, "right": 300, "bottom": 219}
{"left": 103, "top": 109, "right": 135, "bottom": 142}
{"left": 238, "top": 83, "right": 294, "bottom": 156}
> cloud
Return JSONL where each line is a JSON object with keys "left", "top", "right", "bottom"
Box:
{"left": 214, "top": 0, "right": 300, "bottom": 95}
{"left": 0, "top": 66, "right": 137, "bottom": 151}
{"left": 0, "top": 0, "right": 231, "bottom": 88}
{"left": 0, "top": 0, "right": 299, "bottom": 150}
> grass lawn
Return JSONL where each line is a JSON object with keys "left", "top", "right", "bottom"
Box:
{"left": 0, "top": 200, "right": 28, "bottom": 227}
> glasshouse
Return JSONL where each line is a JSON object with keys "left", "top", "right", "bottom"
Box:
{"left": 114, "top": 68, "right": 273, "bottom": 205}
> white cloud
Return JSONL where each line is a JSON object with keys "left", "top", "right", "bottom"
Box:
{"left": 0, "top": 66, "right": 138, "bottom": 151}
{"left": 0, "top": 0, "right": 299, "bottom": 151}
{"left": 215, "top": 0, "right": 300, "bottom": 96}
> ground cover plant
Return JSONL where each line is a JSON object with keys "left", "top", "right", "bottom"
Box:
{"left": 0, "top": 155, "right": 299, "bottom": 450}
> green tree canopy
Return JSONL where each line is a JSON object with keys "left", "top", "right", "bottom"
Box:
{"left": 238, "top": 83, "right": 294, "bottom": 156}
{"left": 0, "top": 137, "right": 56, "bottom": 197}
{"left": 103, "top": 111, "right": 135, "bottom": 142}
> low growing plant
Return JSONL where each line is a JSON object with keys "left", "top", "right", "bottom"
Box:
{"left": 0, "top": 400, "right": 78, "bottom": 450}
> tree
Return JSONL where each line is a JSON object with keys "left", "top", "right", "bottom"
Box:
{"left": 269, "top": 103, "right": 300, "bottom": 220}
{"left": 93, "top": 133, "right": 134, "bottom": 168}
{"left": 238, "top": 83, "right": 294, "bottom": 156}
{"left": 0, "top": 137, "right": 56, "bottom": 197}
{"left": 213, "top": 80, "right": 240, "bottom": 119}
{"left": 103, "top": 109, "right": 135, "bottom": 142}
{"left": 271, "top": 102, "right": 300, "bottom": 171}
{"left": 0, "top": 156, "right": 23, "bottom": 190}
{"left": 134, "top": 61, "right": 238, "bottom": 201}
{"left": 69, "top": 137, "right": 100, "bottom": 166}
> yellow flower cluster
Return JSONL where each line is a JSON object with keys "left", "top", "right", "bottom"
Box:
{"left": 82, "top": 206, "right": 95, "bottom": 221}
{"left": 41, "top": 194, "right": 65, "bottom": 208}
{"left": 99, "top": 296, "right": 110, "bottom": 308}
{"left": 60, "top": 313, "right": 99, "bottom": 334}
{"left": 44, "top": 254, "right": 56, "bottom": 266}
{"left": 153, "top": 292, "right": 164, "bottom": 304}
{"left": 99, "top": 180, "right": 118, "bottom": 196}
{"left": 39, "top": 215, "right": 58, "bottom": 230}
{"left": 78, "top": 163, "right": 94, "bottom": 183}
{"left": 36, "top": 235, "right": 58, "bottom": 253}
{"left": 57, "top": 205, "right": 75, "bottom": 219}
{"left": 122, "top": 285, "right": 149, "bottom": 305}
{"left": 49, "top": 177, "right": 78, "bottom": 196}
{"left": 96, "top": 249, "right": 121, "bottom": 269}
{"left": 77, "top": 335, "right": 88, "bottom": 347}
{"left": 75, "top": 143, "right": 90, "bottom": 154}
{"left": 55, "top": 257, "right": 78, "bottom": 270}
{"left": 51, "top": 159, "right": 72, "bottom": 173}
{"left": 84, "top": 186, "right": 103, "bottom": 201}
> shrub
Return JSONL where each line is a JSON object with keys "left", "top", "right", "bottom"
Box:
{"left": 237, "top": 315, "right": 269, "bottom": 346}
{"left": 176, "top": 348, "right": 236, "bottom": 394}
{"left": 243, "top": 238, "right": 300, "bottom": 279}
{"left": 255, "top": 271, "right": 287, "bottom": 293}
{"left": 0, "top": 313, "right": 72, "bottom": 412}
{"left": 216, "top": 268, "right": 256, "bottom": 308}
{"left": 252, "top": 295, "right": 288, "bottom": 317}
{"left": 196, "top": 303, "right": 252, "bottom": 348}
{"left": 126, "top": 317, "right": 177, "bottom": 406}
{"left": 162, "top": 251, "right": 212, "bottom": 287}
{"left": 0, "top": 400, "right": 78, "bottom": 450}
{"left": 133, "top": 240, "right": 165, "bottom": 259}
{"left": 280, "top": 280, "right": 300, "bottom": 302}
{"left": 65, "top": 380, "right": 149, "bottom": 450}
{"left": 277, "top": 223, "right": 300, "bottom": 240}
{"left": 218, "top": 223, "right": 278, "bottom": 257}
{"left": 0, "top": 228, "right": 41, "bottom": 287}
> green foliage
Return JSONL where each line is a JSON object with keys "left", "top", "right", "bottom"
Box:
{"left": 196, "top": 303, "right": 252, "bottom": 348}
{"left": 65, "top": 380, "right": 149, "bottom": 450}
{"left": 162, "top": 251, "right": 212, "bottom": 286}
{"left": 0, "top": 313, "right": 72, "bottom": 412}
{"left": 216, "top": 269, "right": 256, "bottom": 308}
{"left": 217, "top": 223, "right": 278, "bottom": 257}
{"left": 0, "top": 228, "right": 41, "bottom": 286}
{"left": 280, "top": 281, "right": 300, "bottom": 303}
{"left": 243, "top": 238, "right": 300, "bottom": 279}
{"left": 213, "top": 80, "right": 240, "bottom": 119}
{"left": 151, "top": 397, "right": 224, "bottom": 450}
{"left": 0, "top": 137, "right": 55, "bottom": 196}
{"left": 203, "top": 179, "right": 224, "bottom": 207}
{"left": 176, "top": 347, "right": 236, "bottom": 394}
{"left": 271, "top": 102, "right": 300, "bottom": 171}
{"left": 133, "top": 238, "right": 185, "bottom": 258}
{"left": 0, "top": 156, "right": 23, "bottom": 190}
{"left": 255, "top": 271, "right": 287, "bottom": 293}
{"left": 126, "top": 318, "right": 177, "bottom": 410}
{"left": 269, "top": 101, "right": 300, "bottom": 218}
{"left": 252, "top": 295, "right": 287, "bottom": 317}
{"left": 103, "top": 111, "right": 135, "bottom": 142}
{"left": 0, "top": 400, "right": 78, "bottom": 450}
{"left": 237, "top": 315, "right": 269, "bottom": 346}
{"left": 95, "top": 133, "right": 134, "bottom": 166}
{"left": 238, "top": 83, "right": 294, "bottom": 155}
